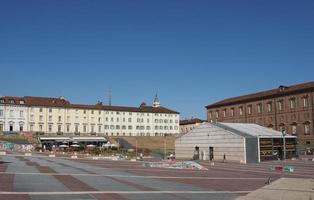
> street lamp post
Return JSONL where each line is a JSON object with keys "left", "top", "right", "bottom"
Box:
{"left": 164, "top": 135, "right": 166, "bottom": 160}
{"left": 282, "top": 130, "right": 286, "bottom": 161}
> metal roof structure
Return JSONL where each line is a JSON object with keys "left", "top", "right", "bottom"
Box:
{"left": 218, "top": 123, "right": 297, "bottom": 138}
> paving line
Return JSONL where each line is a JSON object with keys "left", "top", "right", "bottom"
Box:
{"left": 0, "top": 172, "right": 267, "bottom": 180}
{"left": 0, "top": 190, "right": 252, "bottom": 195}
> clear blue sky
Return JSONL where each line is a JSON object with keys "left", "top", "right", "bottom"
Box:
{"left": 0, "top": 0, "right": 313, "bottom": 119}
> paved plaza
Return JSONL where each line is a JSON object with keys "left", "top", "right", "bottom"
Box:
{"left": 1, "top": 151, "right": 314, "bottom": 200}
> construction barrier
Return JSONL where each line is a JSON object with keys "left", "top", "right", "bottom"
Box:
{"left": 143, "top": 161, "right": 208, "bottom": 171}
{"left": 270, "top": 165, "right": 295, "bottom": 172}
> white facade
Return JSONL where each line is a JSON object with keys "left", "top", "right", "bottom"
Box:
{"left": 0, "top": 96, "right": 179, "bottom": 136}
{"left": 0, "top": 99, "right": 28, "bottom": 132}
{"left": 103, "top": 110, "right": 179, "bottom": 136}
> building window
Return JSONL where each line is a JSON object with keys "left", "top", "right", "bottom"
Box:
{"left": 48, "top": 125, "right": 52, "bottom": 132}
{"left": 257, "top": 104, "right": 262, "bottom": 113}
{"left": 215, "top": 111, "right": 219, "bottom": 118}
{"left": 303, "top": 96, "right": 309, "bottom": 107}
{"left": 0, "top": 99, "right": 4, "bottom": 103}
{"left": 128, "top": 118, "right": 132, "bottom": 122}
{"left": 304, "top": 122, "right": 310, "bottom": 135}
{"left": 0, "top": 124, "right": 3, "bottom": 132}
{"left": 267, "top": 102, "right": 272, "bottom": 112}
{"left": 247, "top": 105, "right": 252, "bottom": 115}
{"left": 67, "top": 116, "right": 70, "bottom": 123}
{"left": 30, "top": 125, "right": 33, "bottom": 131}
{"left": 105, "top": 117, "right": 108, "bottom": 122}
{"left": 110, "top": 125, "right": 114, "bottom": 129}
{"left": 239, "top": 107, "right": 243, "bottom": 115}
{"left": 58, "top": 116, "right": 61, "bottom": 122}
{"left": 39, "top": 115, "right": 43, "bottom": 121}
{"left": 104, "top": 125, "right": 109, "bottom": 129}
{"left": 230, "top": 108, "right": 235, "bottom": 117}
{"left": 19, "top": 125, "right": 23, "bottom": 132}
{"left": 122, "top": 125, "right": 126, "bottom": 130}
{"left": 279, "top": 123, "right": 285, "bottom": 132}
{"left": 128, "top": 125, "right": 132, "bottom": 130}
{"left": 98, "top": 125, "right": 101, "bottom": 132}
{"left": 223, "top": 109, "right": 226, "bottom": 117}
{"left": 91, "top": 125, "right": 94, "bottom": 132}
{"left": 289, "top": 98, "right": 296, "bottom": 109}
{"left": 39, "top": 108, "right": 43, "bottom": 112}
{"left": 91, "top": 110, "right": 94, "bottom": 114}
{"left": 208, "top": 112, "right": 212, "bottom": 119}
{"left": 19, "top": 100, "right": 25, "bottom": 104}
{"left": 9, "top": 100, "right": 14, "bottom": 104}
{"left": 0, "top": 110, "right": 3, "bottom": 117}
{"left": 30, "top": 115, "right": 34, "bottom": 121}
{"left": 291, "top": 123, "right": 297, "bottom": 135}
{"left": 49, "top": 115, "right": 52, "bottom": 122}
{"left": 9, "top": 110, "right": 14, "bottom": 117}
{"left": 278, "top": 100, "right": 283, "bottom": 111}
{"left": 98, "top": 117, "right": 101, "bottom": 123}
{"left": 116, "top": 125, "right": 120, "bottom": 130}
{"left": 39, "top": 125, "right": 43, "bottom": 131}
{"left": 49, "top": 108, "right": 52, "bottom": 113}
{"left": 58, "top": 125, "right": 62, "bottom": 132}
{"left": 75, "top": 125, "right": 79, "bottom": 132}
{"left": 66, "top": 125, "right": 70, "bottom": 132}
{"left": 20, "top": 111, "right": 24, "bottom": 118}
{"left": 83, "top": 125, "right": 87, "bottom": 132}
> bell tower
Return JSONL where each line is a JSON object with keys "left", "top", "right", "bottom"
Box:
{"left": 153, "top": 94, "right": 160, "bottom": 108}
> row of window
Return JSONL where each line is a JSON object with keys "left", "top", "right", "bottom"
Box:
{"left": 209, "top": 96, "right": 310, "bottom": 119}
{"left": 28, "top": 124, "right": 179, "bottom": 133}
{"left": 0, "top": 110, "right": 24, "bottom": 118}
{"left": 104, "top": 132, "right": 166, "bottom": 137}
{"left": 0, "top": 124, "right": 24, "bottom": 132}
{"left": 29, "top": 108, "right": 178, "bottom": 118}
{"left": 275, "top": 122, "right": 311, "bottom": 135}
{"left": 0, "top": 99, "right": 25, "bottom": 104}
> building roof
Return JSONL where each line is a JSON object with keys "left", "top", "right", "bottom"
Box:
{"left": 217, "top": 122, "right": 296, "bottom": 138}
{"left": 206, "top": 81, "right": 314, "bottom": 109}
{"left": 183, "top": 122, "right": 296, "bottom": 139}
{"left": 180, "top": 118, "right": 205, "bottom": 125}
{"left": 0, "top": 96, "right": 179, "bottom": 114}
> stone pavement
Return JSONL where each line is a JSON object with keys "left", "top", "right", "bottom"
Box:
{"left": 237, "top": 178, "right": 314, "bottom": 200}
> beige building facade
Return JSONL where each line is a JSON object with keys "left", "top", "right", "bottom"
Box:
{"left": 0, "top": 95, "right": 179, "bottom": 137}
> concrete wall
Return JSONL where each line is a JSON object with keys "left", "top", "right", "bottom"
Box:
{"left": 175, "top": 123, "right": 246, "bottom": 163}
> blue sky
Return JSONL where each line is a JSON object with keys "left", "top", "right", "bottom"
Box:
{"left": 0, "top": 0, "right": 313, "bottom": 119}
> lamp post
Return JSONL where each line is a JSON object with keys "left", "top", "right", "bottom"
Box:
{"left": 282, "top": 130, "right": 286, "bottom": 161}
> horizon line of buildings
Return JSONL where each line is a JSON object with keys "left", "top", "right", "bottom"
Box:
{"left": 0, "top": 95, "right": 180, "bottom": 137}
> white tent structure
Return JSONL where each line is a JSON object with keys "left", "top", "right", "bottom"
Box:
{"left": 175, "top": 122, "right": 297, "bottom": 163}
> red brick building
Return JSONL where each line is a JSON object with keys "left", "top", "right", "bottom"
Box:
{"left": 206, "top": 82, "right": 314, "bottom": 146}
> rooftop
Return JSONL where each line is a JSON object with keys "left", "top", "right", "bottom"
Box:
{"left": 206, "top": 81, "right": 314, "bottom": 109}
{"left": 0, "top": 96, "right": 179, "bottom": 114}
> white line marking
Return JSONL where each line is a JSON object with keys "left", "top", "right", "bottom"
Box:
{"left": 0, "top": 191, "right": 252, "bottom": 195}
{"left": 0, "top": 172, "right": 266, "bottom": 180}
